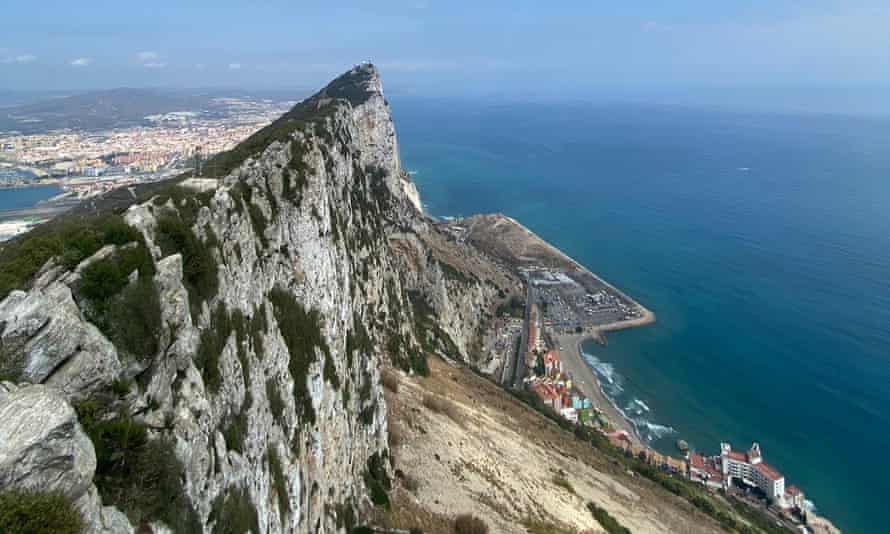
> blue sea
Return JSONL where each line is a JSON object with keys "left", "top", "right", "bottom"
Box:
{"left": 391, "top": 97, "right": 890, "bottom": 534}
{"left": 0, "top": 184, "right": 61, "bottom": 215}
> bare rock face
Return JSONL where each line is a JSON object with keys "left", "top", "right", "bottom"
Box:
{"left": 0, "top": 279, "right": 122, "bottom": 399}
{"left": 0, "top": 384, "right": 95, "bottom": 499}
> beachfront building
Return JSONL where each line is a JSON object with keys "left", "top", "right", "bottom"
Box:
{"left": 687, "top": 442, "right": 806, "bottom": 513}
{"left": 688, "top": 453, "right": 725, "bottom": 490}
{"left": 720, "top": 443, "right": 786, "bottom": 502}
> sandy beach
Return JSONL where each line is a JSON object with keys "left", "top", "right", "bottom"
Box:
{"left": 555, "top": 332, "right": 643, "bottom": 446}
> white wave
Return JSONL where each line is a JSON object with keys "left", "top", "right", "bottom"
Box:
{"left": 634, "top": 420, "right": 676, "bottom": 441}
{"left": 634, "top": 399, "right": 651, "bottom": 412}
{"left": 581, "top": 351, "right": 624, "bottom": 394}
{"left": 737, "top": 167, "right": 751, "bottom": 171}
{"left": 804, "top": 500, "right": 817, "bottom": 513}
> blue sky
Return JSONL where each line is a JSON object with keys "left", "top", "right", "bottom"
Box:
{"left": 2, "top": 1, "right": 889, "bottom": 110}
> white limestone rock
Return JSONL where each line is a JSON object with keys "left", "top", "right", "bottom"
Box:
{"left": 0, "top": 384, "right": 95, "bottom": 499}
{"left": 0, "top": 281, "right": 121, "bottom": 398}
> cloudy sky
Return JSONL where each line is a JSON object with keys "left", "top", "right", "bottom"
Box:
{"left": 2, "top": 1, "right": 889, "bottom": 110}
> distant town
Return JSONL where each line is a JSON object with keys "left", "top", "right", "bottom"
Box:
{"left": 0, "top": 93, "right": 295, "bottom": 240}
{"left": 0, "top": 96, "right": 293, "bottom": 191}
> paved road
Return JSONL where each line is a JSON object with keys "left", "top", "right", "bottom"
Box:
{"left": 511, "top": 283, "right": 534, "bottom": 389}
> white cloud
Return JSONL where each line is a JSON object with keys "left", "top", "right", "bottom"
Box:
{"left": 228, "top": 63, "right": 242, "bottom": 70}
{"left": 195, "top": 63, "right": 206, "bottom": 70}
{"left": 2, "top": 54, "right": 37, "bottom": 65}
{"left": 70, "top": 57, "right": 91, "bottom": 67}
{"left": 137, "top": 51, "right": 159, "bottom": 61}
{"left": 143, "top": 62, "right": 166, "bottom": 69}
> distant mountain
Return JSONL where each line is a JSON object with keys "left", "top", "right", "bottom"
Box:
{"left": 0, "top": 87, "right": 302, "bottom": 134}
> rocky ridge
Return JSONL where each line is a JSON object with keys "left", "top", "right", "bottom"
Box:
{"left": 0, "top": 64, "right": 512, "bottom": 533}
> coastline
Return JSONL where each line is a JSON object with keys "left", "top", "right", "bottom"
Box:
{"left": 555, "top": 332, "right": 643, "bottom": 446}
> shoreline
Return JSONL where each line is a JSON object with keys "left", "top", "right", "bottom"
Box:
{"left": 555, "top": 332, "right": 644, "bottom": 446}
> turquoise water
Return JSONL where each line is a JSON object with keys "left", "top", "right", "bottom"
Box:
{"left": 391, "top": 98, "right": 890, "bottom": 534}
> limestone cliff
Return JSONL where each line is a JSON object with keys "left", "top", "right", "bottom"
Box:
{"left": 0, "top": 64, "right": 508, "bottom": 533}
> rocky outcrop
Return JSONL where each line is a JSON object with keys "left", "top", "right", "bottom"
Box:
{"left": 0, "top": 64, "right": 514, "bottom": 533}
{"left": 0, "top": 383, "right": 95, "bottom": 499}
{"left": 0, "top": 274, "right": 122, "bottom": 399}
{"left": 0, "top": 383, "right": 132, "bottom": 533}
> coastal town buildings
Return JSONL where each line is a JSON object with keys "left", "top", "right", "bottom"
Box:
{"left": 688, "top": 442, "right": 807, "bottom": 514}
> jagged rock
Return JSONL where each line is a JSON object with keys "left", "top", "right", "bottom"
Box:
{"left": 0, "top": 281, "right": 121, "bottom": 398}
{"left": 0, "top": 384, "right": 96, "bottom": 500}
{"left": 75, "top": 486, "right": 133, "bottom": 534}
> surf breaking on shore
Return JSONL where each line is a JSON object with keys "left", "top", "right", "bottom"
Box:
{"left": 580, "top": 347, "right": 676, "bottom": 444}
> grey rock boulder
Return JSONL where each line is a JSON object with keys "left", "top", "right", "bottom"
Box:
{"left": 0, "top": 384, "right": 96, "bottom": 500}
{"left": 0, "top": 281, "right": 121, "bottom": 398}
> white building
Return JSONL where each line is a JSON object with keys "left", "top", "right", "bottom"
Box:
{"left": 720, "top": 442, "right": 785, "bottom": 502}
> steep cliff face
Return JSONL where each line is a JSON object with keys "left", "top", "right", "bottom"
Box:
{"left": 0, "top": 64, "right": 503, "bottom": 533}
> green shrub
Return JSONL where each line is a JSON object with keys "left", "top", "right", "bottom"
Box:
{"left": 82, "top": 240, "right": 154, "bottom": 297}
{"left": 453, "top": 514, "right": 488, "bottom": 534}
{"left": 495, "top": 295, "right": 524, "bottom": 318}
{"left": 363, "top": 452, "right": 391, "bottom": 509}
{"left": 74, "top": 236, "right": 160, "bottom": 362}
{"left": 521, "top": 518, "right": 575, "bottom": 534}
{"left": 90, "top": 418, "right": 149, "bottom": 481}
{"left": 269, "top": 288, "right": 330, "bottom": 426}
{"left": 587, "top": 502, "right": 631, "bottom": 534}
{"left": 154, "top": 214, "right": 218, "bottom": 315}
{"left": 0, "top": 213, "right": 142, "bottom": 301}
{"left": 151, "top": 185, "right": 214, "bottom": 227}
{"left": 0, "top": 490, "right": 84, "bottom": 534}
{"left": 0, "top": 337, "right": 27, "bottom": 383}
{"left": 77, "top": 408, "right": 199, "bottom": 532}
{"left": 222, "top": 392, "right": 252, "bottom": 454}
{"left": 195, "top": 303, "right": 234, "bottom": 394}
{"left": 110, "top": 378, "right": 132, "bottom": 398}
{"left": 209, "top": 486, "right": 259, "bottom": 534}
{"left": 552, "top": 474, "right": 576, "bottom": 495}
{"left": 266, "top": 378, "right": 285, "bottom": 425}
{"left": 249, "top": 304, "right": 268, "bottom": 359}
{"left": 247, "top": 202, "right": 269, "bottom": 248}
{"left": 105, "top": 277, "right": 162, "bottom": 361}
{"left": 267, "top": 447, "right": 290, "bottom": 524}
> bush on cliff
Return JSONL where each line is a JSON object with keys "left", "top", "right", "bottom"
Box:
{"left": 0, "top": 490, "right": 84, "bottom": 534}
{"left": 587, "top": 502, "right": 631, "bottom": 534}
{"left": 0, "top": 213, "right": 143, "bottom": 301}
{"left": 78, "top": 243, "right": 161, "bottom": 361}
{"left": 195, "top": 303, "right": 234, "bottom": 394}
{"left": 269, "top": 287, "right": 330, "bottom": 426}
{"left": 154, "top": 214, "right": 218, "bottom": 316}
{"left": 363, "top": 452, "right": 391, "bottom": 509}
{"left": 75, "top": 402, "right": 200, "bottom": 532}
{"left": 453, "top": 514, "right": 488, "bottom": 534}
{"left": 267, "top": 447, "right": 290, "bottom": 524}
{"left": 209, "top": 485, "right": 259, "bottom": 534}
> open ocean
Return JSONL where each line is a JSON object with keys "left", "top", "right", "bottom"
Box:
{"left": 391, "top": 97, "right": 890, "bottom": 534}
